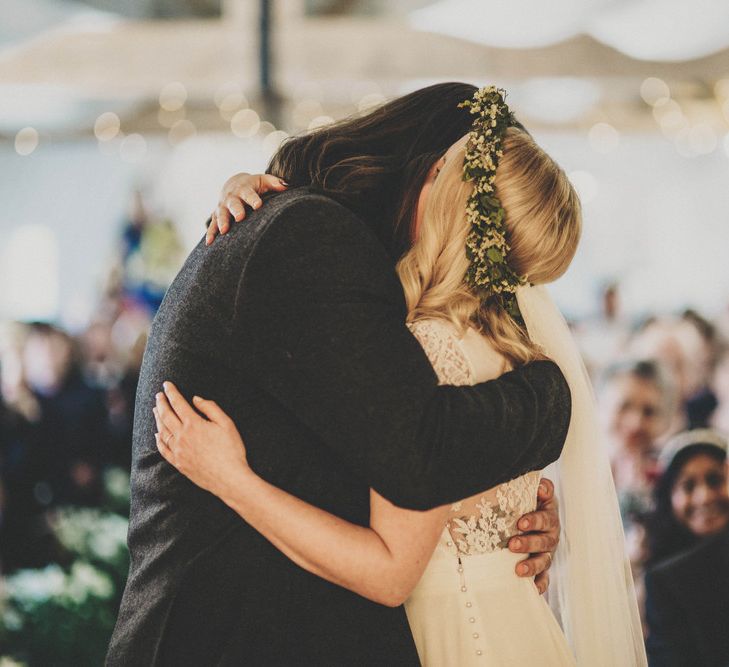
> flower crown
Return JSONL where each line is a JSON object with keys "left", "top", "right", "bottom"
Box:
{"left": 459, "top": 86, "right": 527, "bottom": 319}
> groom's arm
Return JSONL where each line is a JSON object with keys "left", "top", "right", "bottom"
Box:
{"left": 236, "top": 195, "right": 570, "bottom": 511}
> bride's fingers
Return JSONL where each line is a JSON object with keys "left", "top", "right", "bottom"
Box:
{"left": 206, "top": 213, "right": 220, "bottom": 245}
{"left": 225, "top": 195, "right": 246, "bottom": 222}
{"left": 216, "top": 204, "right": 231, "bottom": 234}
{"left": 191, "top": 396, "right": 230, "bottom": 426}
{"left": 234, "top": 186, "right": 263, "bottom": 212}
{"left": 162, "top": 381, "right": 197, "bottom": 424}
{"left": 258, "top": 174, "right": 288, "bottom": 193}
{"left": 153, "top": 408, "right": 174, "bottom": 448}
{"left": 155, "top": 392, "right": 182, "bottom": 433}
{"left": 155, "top": 432, "right": 175, "bottom": 463}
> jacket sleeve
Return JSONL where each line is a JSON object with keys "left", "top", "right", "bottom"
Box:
{"left": 236, "top": 195, "right": 571, "bottom": 510}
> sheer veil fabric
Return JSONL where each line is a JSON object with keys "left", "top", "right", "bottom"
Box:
{"left": 516, "top": 286, "right": 647, "bottom": 666}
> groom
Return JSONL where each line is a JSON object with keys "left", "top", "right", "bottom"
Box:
{"left": 107, "top": 83, "right": 570, "bottom": 666}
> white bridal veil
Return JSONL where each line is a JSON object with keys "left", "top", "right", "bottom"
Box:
{"left": 517, "top": 285, "right": 647, "bottom": 666}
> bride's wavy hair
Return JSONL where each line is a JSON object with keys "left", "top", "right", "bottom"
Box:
{"left": 268, "top": 82, "right": 478, "bottom": 258}
{"left": 396, "top": 127, "right": 582, "bottom": 368}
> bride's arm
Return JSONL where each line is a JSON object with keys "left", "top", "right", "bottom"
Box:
{"left": 154, "top": 383, "right": 446, "bottom": 606}
{"left": 223, "top": 472, "right": 444, "bottom": 607}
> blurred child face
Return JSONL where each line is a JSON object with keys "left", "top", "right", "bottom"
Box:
{"left": 602, "top": 374, "right": 669, "bottom": 452}
{"left": 671, "top": 453, "right": 729, "bottom": 537}
{"left": 23, "top": 331, "right": 73, "bottom": 395}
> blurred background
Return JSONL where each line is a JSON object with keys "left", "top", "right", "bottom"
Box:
{"left": 1, "top": 1, "right": 728, "bottom": 664}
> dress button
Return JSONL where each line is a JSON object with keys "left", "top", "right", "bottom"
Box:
{"left": 457, "top": 566, "right": 464, "bottom": 573}
{"left": 476, "top": 650, "right": 483, "bottom": 656}
{"left": 446, "top": 541, "right": 453, "bottom": 547}
{"left": 466, "top": 602, "right": 472, "bottom": 608}
{"left": 460, "top": 586, "right": 467, "bottom": 592}
{"left": 472, "top": 633, "right": 479, "bottom": 639}
{"left": 469, "top": 617, "right": 476, "bottom": 623}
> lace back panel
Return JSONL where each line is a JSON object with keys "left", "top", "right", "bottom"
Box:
{"left": 408, "top": 319, "right": 541, "bottom": 556}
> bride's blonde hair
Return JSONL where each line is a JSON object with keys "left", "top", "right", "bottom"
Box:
{"left": 396, "top": 127, "right": 582, "bottom": 367}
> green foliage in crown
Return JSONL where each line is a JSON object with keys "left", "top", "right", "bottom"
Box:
{"left": 459, "top": 87, "right": 527, "bottom": 319}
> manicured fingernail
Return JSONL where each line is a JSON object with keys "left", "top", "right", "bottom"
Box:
{"left": 519, "top": 519, "right": 529, "bottom": 530}
{"left": 280, "top": 180, "right": 289, "bottom": 186}
{"left": 512, "top": 537, "right": 522, "bottom": 549}
{"left": 518, "top": 564, "right": 529, "bottom": 575}
{"left": 193, "top": 396, "right": 201, "bottom": 402}
{"left": 253, "top": 201, "right": 262, "bottom": 209}
{"left": 538, "top": 483, "right": 547, "bottom": 494}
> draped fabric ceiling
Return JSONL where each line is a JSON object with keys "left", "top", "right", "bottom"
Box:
{"left": 410, "top": 0, "right": 729, "bottom": 62}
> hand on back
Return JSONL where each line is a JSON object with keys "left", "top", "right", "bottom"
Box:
{"left": 207, "top": 173, "right": 288, "bottom": 245}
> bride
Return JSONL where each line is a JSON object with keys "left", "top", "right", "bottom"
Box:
{"left": 154, "top": 88, "right": 646, "bottom": 665}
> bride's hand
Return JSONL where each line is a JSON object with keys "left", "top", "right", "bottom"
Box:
{"left": 208, "top": 173, "right": 288, "bottom": 245}
{"left": 153, "top": 381, "right": 249, "bottom": 498}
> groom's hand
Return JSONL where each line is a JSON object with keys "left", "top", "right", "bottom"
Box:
{"left": 508, "top": 477, "right": 559, "bottom": 595}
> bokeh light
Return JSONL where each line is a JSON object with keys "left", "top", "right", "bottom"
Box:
{"left": 357, "top": 92, "right": 386, "bottom": 113}
{"left": 94, "top": 112, "right": 121, "bottom": 142}
{"left": 262, "top": 130, "right": 290, "bottom": 156}
{"left": 292, "top": 98, "right": 324, "bottom": 128}
{"left": 588, "top": 122, "right": 620, "bottom": 154}
{"left": 168, "top": 119, "right": 197, "bottom": 145}
{"left": 640, "top": 77, "right": 670, "bottom": 106}
{"left": 231, "top": 109, "right": 260, "bottom": 137}
{"left": 308, "top": 115, "right": 334, "bottom": 131}
{"left": 157, "top": 107, "right": 186, "bottom": 128}
{"left": 159, "top": 82, "right": 187, "bottom": 112}
{"left": 14, "top": 127, "right": 39, "bottom": 156}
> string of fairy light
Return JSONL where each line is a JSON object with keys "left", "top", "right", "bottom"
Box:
{"left": 9, "top": 77, "right": 729, "bottom": 166}
{"left": 9, "top": 80, "right": 387, "bottom": 162}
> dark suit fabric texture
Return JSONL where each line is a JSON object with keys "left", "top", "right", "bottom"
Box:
{"left": 645, "top": 527, "right": 729, "bottom": 667}
{"left": 106, "top": 188, "right": 571, "bottom": 666}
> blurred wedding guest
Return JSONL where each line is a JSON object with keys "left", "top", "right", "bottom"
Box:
{"left": 22, "top": 322, "right": 111, "bottom": 507}
{"left": 599, "top": 359, "right": 676, "bottom": 524}
{"left": 630, "top": 317, "right": 712, "bottom": 432}
{"left": 680, "top": 310, "right": 719, "bottom": 428}
{"left": 574, "top": 281, "right": 630, "bottom": 378}
{"left": 0, "top": 325, "right": 54, "bottom": 570}
{"left": 643, "top": 429, "right": 729, "bottom": 666}
{"left": 710, "top": 349, "right": 729, "bottom": 434}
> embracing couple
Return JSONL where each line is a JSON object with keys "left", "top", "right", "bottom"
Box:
{"left": 106, "top": 83, "right": 646, "bottom": 665}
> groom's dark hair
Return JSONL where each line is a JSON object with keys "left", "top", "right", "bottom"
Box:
{"left": 268, "top": 82, "right": 478, "bottom": 259}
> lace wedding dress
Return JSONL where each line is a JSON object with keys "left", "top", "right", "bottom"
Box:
{"left": 404, "top": 318, "right": 576, "bottom": 666}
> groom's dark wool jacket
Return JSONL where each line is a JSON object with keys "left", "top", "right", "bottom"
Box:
{"left": 107, "top": 188, "right": 571, "bottom": 666}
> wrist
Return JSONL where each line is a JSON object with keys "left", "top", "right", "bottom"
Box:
{"left": 218, "top": 464, "right": 258, "bottom": 513}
